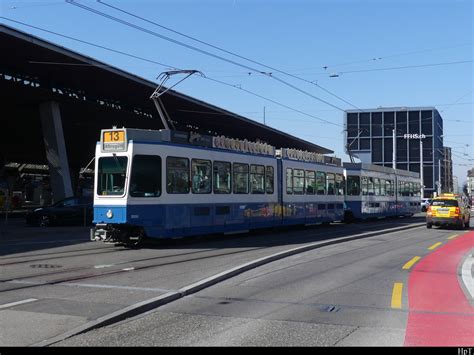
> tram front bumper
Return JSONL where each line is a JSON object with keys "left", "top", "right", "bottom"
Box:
{"left": 91, "top": 225, "right": 110, "bottom": 242}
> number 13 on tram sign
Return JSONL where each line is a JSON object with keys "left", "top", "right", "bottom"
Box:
{"left": 101, "top": 129, "right": 127, "bottom": 152}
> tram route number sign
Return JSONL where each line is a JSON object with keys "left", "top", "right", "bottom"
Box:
{"left": 101, "top": 129, "right": 127, "bottom": 152}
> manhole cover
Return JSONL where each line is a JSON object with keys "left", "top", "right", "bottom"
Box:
{"left": 30, "top": 264, "right": 62, "bottom": 269}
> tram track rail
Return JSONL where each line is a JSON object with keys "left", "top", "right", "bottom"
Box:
{"left": 0, "top": 219, "right": 423, "bottom": 295}
{"left": 0, "top": 246, "right": 267, "bottom": 293}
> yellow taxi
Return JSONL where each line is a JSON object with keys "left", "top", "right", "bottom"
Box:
{"left": 426, "top": 193, "right": 471, "bottom": 229}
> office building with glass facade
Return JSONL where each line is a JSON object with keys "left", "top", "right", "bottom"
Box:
{"left": 344, "top": 107, "right": 444, "bottom": 198}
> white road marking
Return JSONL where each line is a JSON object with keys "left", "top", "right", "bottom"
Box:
{"left": 63, "top": 282, "right": 172, "bottom": 292}
{"left": 0, "top": 298, "right": 38, "bottom": 310}
{"left": 8, "top": 280, "right": 44, "bottom": 285}
{"left": 461, "top": 254, "right": 474, "bottom": 299}
{"left": 7, "top": 280, "right": 171, "bottom": 292}
{"left": 94, "top": 264, "right": 115, "bottom": 269}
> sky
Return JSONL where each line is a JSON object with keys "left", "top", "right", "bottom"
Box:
{"left": 1, "top": 0, "right": 473, "bottom": 185}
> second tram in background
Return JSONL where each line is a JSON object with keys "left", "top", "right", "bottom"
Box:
{"left": 91, "top": 127, "right": 420, "bottom": 246}
{"left": 344, "top": 163, "right": 421, "bottom": 221}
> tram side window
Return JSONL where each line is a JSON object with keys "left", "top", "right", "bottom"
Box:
{"left": 415, "top": 183, "right": 421, "bottom": 197}
{"left": 213, "top": 161, "right": 231, "bottom": 194}
{"left": 265, "top": 166, "right": 274, "bottom": 194}
{"left": 250, "top": 165, "right": 265, "bottom": 194}
{"left": 293, "top": 169, "right": 305, "bottom": 194}
{"left": 316, "top": 171, "right": 326, "bottom": 195}
{"left": 130, "top": 155, "right": 161, "bottom": 197}
{"left": 327, "top": 173, "right": 335, "bottom": 195}
{"left": 233, "top": 163, "right": 249, "bottom": 194}
{"left": 386, "top": 180, "right": 393, "bottom": 196}
{"left": 97, "top": 156, "right": 128, "bottom": 196}
{"left": 286, "top": 168, "right": 293, "bottom": 194}
{"left": 336, "top": 174, "right": 344, "bottom": 195}
{"left": 306, "top": 170, "right": 315, "bottom": 195}
{"left": 361, "top": 176, "right": 368, "bottom": 196}
{"left": 380, "top": 179, "right": 386, "bottom": 196}
{"left": 347, "top": 175, "right": 360, "bottom": 196}
{"left": 166, "top": 157, "right": 189, "bottom": 194}
{"left": 402, "top": 182, "right": 407, "bottom": 197}
{"left": 368, "top": 177, "right": 375, "bottom": 195}
{"left": 374, "top": 178, "right": 380, "bottom": 196}
{"left": 191, "top": 159, "right": 212, "bottom": 194}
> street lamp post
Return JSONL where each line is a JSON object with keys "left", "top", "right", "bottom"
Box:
{"left": 420, "top": 139, "right": 424, "bottom": 198}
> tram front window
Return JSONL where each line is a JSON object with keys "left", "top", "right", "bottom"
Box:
{"left": 97, "top": 156, "right": 128, "bottom": 196}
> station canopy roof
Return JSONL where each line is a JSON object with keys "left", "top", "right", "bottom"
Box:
{"left": 0, "top": 24, "right": 333, "bottom": 169}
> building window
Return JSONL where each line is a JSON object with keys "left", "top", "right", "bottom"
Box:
{"left": 384, "top": 138, "right": 393, "bottom": 163}
{"left": 396, "top": 111, "right": 408, "bottom": 135}
{"left": 372, "top": 112, "right": 382, "bottom": 136}
{"left": 372, "top": 139, "right": 382, "bottom": 162}
{"left": 397, "top": 138, "right": 407, "bottom": 161}
{"left": 360, "top": 113, "right": 370, "bottom": 137}
{"left": 383, "top": 112, "right": 395, "bottom": 136}
{"left": 421, "top": 110, "right": 433, "bottom": 135}
{"left": 409, "top": 111, "right": 420, "bottom": 135}
{"left": 409, "top": 139, "right": 420, "bottom": 162}
{"left": 360, "top": 138, "right": 370, "bottom": 150}
{"left": 347, "top": 113, "right": 359, "bottom": 138}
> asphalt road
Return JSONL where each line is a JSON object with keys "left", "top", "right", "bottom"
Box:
{"left": 54, "top": 218, "right": 474, "bottom": 347}
{"left": 1, "top": 215, "right": 472, "bottom": 346}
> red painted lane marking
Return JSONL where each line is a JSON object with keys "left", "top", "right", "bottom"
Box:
{"left": 404, "top": 231, "right": 474, "bottom": 346}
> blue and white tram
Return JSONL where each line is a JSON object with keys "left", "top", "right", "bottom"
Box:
{"left": 91, "top": 127, "right": 343, "bottom": 245}
{"left": 92, "top": 128, "right": 278, "bottom": 244}
{"left": 280, "top": 149, "right": 345, "bottom": 225}
{"left": 343, "top": 163, "right": 421, "bottom": 221}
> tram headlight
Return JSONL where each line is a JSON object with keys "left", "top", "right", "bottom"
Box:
{"left": 106, "top": 209, "right": 113, "bottom": 219}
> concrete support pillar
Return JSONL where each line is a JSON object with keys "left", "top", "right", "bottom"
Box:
{"left": 39, "top": 101, "right": 73, "bottom": 203}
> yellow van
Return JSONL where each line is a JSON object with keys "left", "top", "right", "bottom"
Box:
{"left": 426, "top": 193, "right": 471, "bottom": 229}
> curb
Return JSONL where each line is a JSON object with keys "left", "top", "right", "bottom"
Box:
{"left": 36, "top": 222, "right": 424, "bottom": 347}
